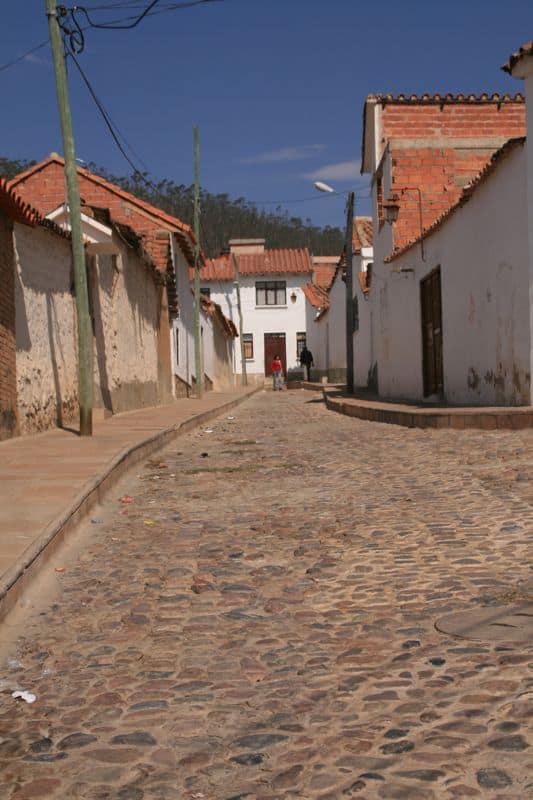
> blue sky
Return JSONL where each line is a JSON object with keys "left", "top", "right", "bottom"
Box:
{"left": 1, "top": 0, "right": 531, "bottom": 229}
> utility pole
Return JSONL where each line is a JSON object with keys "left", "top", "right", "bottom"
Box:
{"left": 193, "top": 125, "right": 203, "bottom": 398}
{"left": 46, "top": 0, "right": 93, "bottom": 435}
{"left": 345, "top": 191, "right": 355, "bottom": 394}
{"left": 232, "top": 254, "right": 247, "bottom": 386}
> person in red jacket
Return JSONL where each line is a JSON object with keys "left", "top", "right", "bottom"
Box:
{"left": 271, "top": 354, "right": 283, "bottom": 391}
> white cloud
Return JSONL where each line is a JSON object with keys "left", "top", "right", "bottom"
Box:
{"left": 303, "top": 160, "right": 362, "bottom": 182}
{"left": 24, "top": 53, "right": 49, "bottom": 66}
{"left": 240, "top": 144, "right": 326, "bottom": 164}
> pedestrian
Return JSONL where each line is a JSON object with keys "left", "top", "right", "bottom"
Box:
{"left": 271, "top": 354, "right": 283, "bottom": 391}
{"left": 299, "top": 345, "right": 314, "bottom": 382}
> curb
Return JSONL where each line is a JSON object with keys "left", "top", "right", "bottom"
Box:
{"left": 0, "top": 388, "right": 259, "bottom": 623}
{"left": 323, "top": 387, "right": 533, "bottom": 430}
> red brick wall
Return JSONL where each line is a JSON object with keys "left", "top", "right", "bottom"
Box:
{"left": 381, "top": 102, "right": 526, "bottom": 141}
{"left": 0, "top": 211, "right": 17, "bottom": 439}
{"left": 380, "top": 101, "right": 526, "bottom": 250}
{"left": 12, "top": 163, "right": 169, "bottom": 269}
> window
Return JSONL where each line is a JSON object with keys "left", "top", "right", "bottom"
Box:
{"left": 243, "top": 333, "right": 254, "bottom": 360}
{"left": 296, "top": 332, "right": 306, "bottom": 359}
{"left": 200, "top": 287, "right": 210, "bottom": 298}
{"left": 256, "top": 280, "right": 286, "bottom": 306}
{"left": 353, "top": 296, "right": 359, "bottom": 332}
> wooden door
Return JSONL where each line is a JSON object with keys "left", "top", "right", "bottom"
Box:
{"left": 420, "top": 267, "right": 443, "bottom": 397}
{"left": 264, "top": 333, "right": 286, "bottom": 376}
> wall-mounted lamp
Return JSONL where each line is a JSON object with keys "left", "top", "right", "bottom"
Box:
{"left": 384, "top": 187, "right": 425, "bottom": 261}
{"left": 290, "top": 290, "right": 297, "bottom": 304}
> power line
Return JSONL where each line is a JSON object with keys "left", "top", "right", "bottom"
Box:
{"left": 67, "top": 49, "right": 159, "bottom": 190}
{"left": 73, "top": 0, "right": 221, "bottom": 31}
{"left": 0, "top": 40, "right": 49, "bottom": 73}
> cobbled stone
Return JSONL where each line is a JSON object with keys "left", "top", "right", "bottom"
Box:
{"left": 476, "top": 767, "right": 513, "bottom": 788}
{"left": 0, "top": 391, "right": 531, "bottom": 798}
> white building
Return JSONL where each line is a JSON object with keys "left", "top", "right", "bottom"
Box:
{"left": 199, "top": 239, "right": 313, "bottom": 383}
{"left": 358, "top": 74, "right": 529, "bottom": 405}
{"left": 304, "top": 219, "right": 373, "bottom": 384}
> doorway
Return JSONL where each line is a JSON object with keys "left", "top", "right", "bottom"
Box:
{"left": 264, "top": 332, "right": 286, "bottom": 376}
{"left": 420, "top": 267, "right": 443, "bottom": 397}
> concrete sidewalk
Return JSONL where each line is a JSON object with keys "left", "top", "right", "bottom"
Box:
{"left": 0, "top": 386, "right": 258, "bottom": 619}
{"left": 300, "top": 382, "right": 533, "bottom": 429}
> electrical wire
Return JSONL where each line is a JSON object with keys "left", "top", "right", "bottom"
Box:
{"left": 67, "top": 49, "right": 159, "bottom": 191}
{"left": 0, "top": 40, "right": 49, "bottom": 73}
{"left": 72, "top": 0, "right": 220, "bottom": 31}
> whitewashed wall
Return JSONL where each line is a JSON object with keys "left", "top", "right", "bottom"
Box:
{"left": 14, "top": 223, "right": 78, "bottom": 433}
{"left": 353, "top": 247, "right": 375, "bottom": 388}
{"left": 206, "top": 273, "right": 310, "bottom": 377}
{"left": 92, "top": 240, "right": 159, "bottom": 414}
{"left": 377, "top": 141, "right": 530, "bottom": 404}
{"left": 312, "top": 270, "right": 346, "bottom": 381}
{"left": 171, "top": 236, "right": 196, "bottom": 391}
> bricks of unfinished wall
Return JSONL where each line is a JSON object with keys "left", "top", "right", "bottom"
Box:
{"left": 13, "top": 164, "right": 167, "bottom": 268}
{"left": 380, "top": 102, "right": 527, "bottom": 250}
{"left": 0, "top": 212, "right": 17, "bottom": 438}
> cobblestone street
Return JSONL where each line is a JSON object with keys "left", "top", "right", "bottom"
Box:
{"left": 0, "top": 390, "right": 532, "bottom": 800}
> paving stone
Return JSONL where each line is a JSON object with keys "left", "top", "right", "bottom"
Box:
{"left": 0, "top": 392, "right": 531, "bottom": 798}
{"left": 476, "top": 768, "right": 513, "bottom": 788}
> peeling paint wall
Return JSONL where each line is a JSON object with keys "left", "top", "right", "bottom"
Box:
{"left": 0, "top": 212, "right": 18, "bottom": 439}
{"left": 14, "top": 223, "right": 78, "bottom": 434}
{"left": 91, "top": 241, "right": 159, "bottom": 414}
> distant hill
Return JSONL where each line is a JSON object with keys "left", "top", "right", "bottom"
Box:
{"left": 1, "top": 157, "right": 344, "bottom": 259}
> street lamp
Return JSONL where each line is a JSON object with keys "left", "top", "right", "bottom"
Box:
{"left": 313, "top": 181, "right": 355, "bottom": 394}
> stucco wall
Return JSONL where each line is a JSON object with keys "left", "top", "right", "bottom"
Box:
{"left": 14, "top": 223, "right": 78, "bottom": 433}
{"left": 206, "top": 274, "right": 310, "bottom": 377}
{"left": 312, "top": 271, "right": 346, "bottom": 382}
{"left": 376, "top": 141, "right": 530, "bottom": 405}
{"left": 0, "top": 212, "right": 17, "bottom": 439}
{"left": 201, "top": 311, "right": 236, "bottom": 391}
{"left": 172, "top": 237, "right": 196, "bottom": 389}
{"left": 90, "top": 239, "right": 159, "bottom": 414}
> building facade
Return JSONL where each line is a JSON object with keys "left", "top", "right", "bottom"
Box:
{"left": 200, "top": 239, "right": 312, "bottom": 382}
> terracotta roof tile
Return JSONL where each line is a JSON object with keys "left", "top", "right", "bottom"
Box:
{"left": 502, "top": 42, "right": 533, "bottom": 74}
{"left": 369, "top": 91, "right": 525, "bottom": 105}
{"left": 303, "top": 282, "right": 330, "bottom": 310}
{"left": 9, "top": 154, "right": 201, "bottom": 269}
{"left": 353, "top": 216, "right": 373, "bottom": 252}
{"left": 385, "top": 136, "right": 526, "bottom": 262}
{"left": 0, "top": 177, "right": 39, "bottom": 226}
{"left": 196, "top": 248, "right": 312, "bottom": 282}
{"left": 313, "top": 260, "right": 338, "bottom": 290}
{"left": 200, "top": 294, "right": 237, "bottom": 337}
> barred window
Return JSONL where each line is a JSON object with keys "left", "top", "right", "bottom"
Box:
{"left": 256, "top": 280, "right": 286, "bottom": 306}
{"left": 243, "top": 333, "right": 254, "bottom": 360}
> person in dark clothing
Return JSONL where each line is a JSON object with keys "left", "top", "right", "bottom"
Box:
{"left": 299, "top": 346, "right": 314, "bottom": 381}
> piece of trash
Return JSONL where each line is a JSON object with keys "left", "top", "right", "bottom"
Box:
{"left": 6, "top": 657, "right": 23, "bottom": 670}
{"left": 119, "top": 509, "right": 129, "bottom": 516}
{"left": 158, "top": 463, "right": 168, "bottom": 469}
{"left": 54, "top": 567, "right": 65, "bottom": 573}
{"left": 90, "top": 518, "right": 104, "bottom": 525}
{"left": 111, "top": 537, "right": 120, "bottom": 542}
{"left": 119, "top": 496, "right": 134, "bottom": 505}
{"left": 227, "top": 416, "right": 235, "bottom": 420}
{"left": 204, "top": 428, "right": 214, "bottom": 434}
{"left": 12, "top": 690, "right": 36, "bottom": 704}
{"left": 201, "top": 452, "right": 209, "bottom": 458}
{"left": 170, "top": 473, "right": 176, "bottom": 477}
{"left": 143, "top": 519, "right": 156, "bottom": 527}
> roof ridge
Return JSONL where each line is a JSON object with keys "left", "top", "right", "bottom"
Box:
{"left": 367, "top": 91, "right": 525, "bottom": 104}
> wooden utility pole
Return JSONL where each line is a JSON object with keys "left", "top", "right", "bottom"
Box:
{"left": 193, "top": 126, "right": 203, "bottom": 398}
{"left": 46, "top": 0, "right": 93, "bottom": 435}
{"left": 232, "top": 254, "right": 247, "bottom": 386}
{"left": 345, "top": 191, "right": 355, "bottom": 394}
